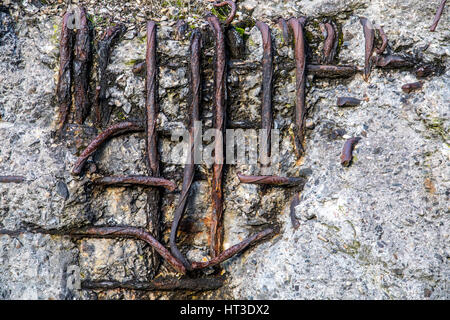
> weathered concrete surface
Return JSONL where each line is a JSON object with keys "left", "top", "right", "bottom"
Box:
{"left": 0, "top": 0, "right": 448, "bottom": 299}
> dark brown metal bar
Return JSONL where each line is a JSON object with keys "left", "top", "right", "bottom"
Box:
{"left": 94, "top": 24, "right": 126, "bottom": 127}
{"left": 213, "top": 0, "right": 237, "bottom": 25}
{"left": 401, "top": 81, "right": 423, "bottom": 93}
{"left": 290, "top": 193, "right": 300, "bottom": 229}
{"left": 0, "top": 225, "right": 186, "bottom": 274}
{"left": 145, "top": 21, "right": 164, "bottom": 270}
{"left": 145, "top": 21, "right": 159, "bottom": 177}
{"left": 207, "top": 14, "right": 226, "bottom": 258}
{"left": 288, "top": 17, "right": 307, "bottom": 158}
{"left": 175, "top": 19, "right": 188, "bottom": 40}
{"left": 337, "top": 97, "right": 362, "bottom": 107}
{"left": 191, "top": 228, "right": 274, "bottom": 269}
{"left": 372, "top": 54, "right": 414, "bottom": 69}
{"left": 170, "top": 30, "right": 202, "bottom": 270}
{"left": 376, "top": 26, "right": 388, "bottom": 55}
{"left": 359, "top": 17, "right": 375, "bottom": 82}
{"left": 132, "top": 61, "right": 146, "bottom": 75}
{"left": 0, "top": 176, "right": 26, "bottom": 183}
{"left": 307, "top": 64, "right": 359, "bottom": 78}
{"left": 56, "top": 11, "right": 74, "bottom": 134}
{"left": 237, "top": 173, "right": 305, "bottom": 187}
{"left": 81, "top": 276, "right": 225, "bottom": 291}
{"left": 73, "top": 7, "right": 92, "bottom": 125}
{"left": 341, "top": 137, "right": 361, "bottom": 167}
{"left": 69, "top": 226, "right": 186, "bottom": 274}
{"left": 93, "top": 176, "right": 176, "bottom": 192}
{"left": 277, "top": 18, "right": 289, "bottom": 44}
{"left": 430, "top": 0, "right": 447, "bottom": 31}
{"left": 72, "top": 121, "right": 144, "bottom": 176}
{"left": 322, "top": 22, "right": 336, "bottom": 64}
{"left": 256, "top": 21, "right": 273, "bottom": 168}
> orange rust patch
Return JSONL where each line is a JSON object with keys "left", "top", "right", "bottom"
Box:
{"left": 424, "top": 178, "right": 436, "bottom": 194}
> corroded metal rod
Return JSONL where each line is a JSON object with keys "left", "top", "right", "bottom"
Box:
{"left": 94, "top": 24, "right": 126, "bottom": 127}
{"left": 72, "top": 121, "right": 144, "bottom": 176}
{"left": 81, "top": 276, "right": 225, "bottom": 291}
{"left": 69, "top": 226, "right": 186, "bottom": 274}
{"left": 376, "top": 26, "right": 388, "bottom": 55}
{"left": 213, "top": 0, "right": 237, "bottom": 25}
{"left": 402, "top": 81, "right": 423, "bottom": 93}
{"left": 430, "top": 0, "right": 447, "bottom": 32}
{"left": 0, "top": 225, "right": 186, "bottom": 274}
{"left": 290, "top": 193, "right": 300, "bottom": 229}
{"left": 191, "top": 228, "right": 274, "bottom": 269}
{"left": 145, "top": 21, "right": 159, "bottom": 177}
{"left": 170, "top": 30, "right": 202, "bottom": 269}
{"left": 237, "top": 173, "right": 305, "bottom": 187}
{"left": 337, "top": 97, "right": 362, "bottom": 107}
{"left": 256, "top": 21, "right": 273, "bottom": 167}
{"left": 73, "top": 7, "right": 92, "bottom": 125}
{"left": 94, "top": 176, "right": 176, "bottom": 192}
{"left": 207, "top": 14, "right": 227, "bottom": 258}
{"left": 359, "top": 17, "right": 375, "bottom": 82}
{"left": 0, "top": 176, "right": 26, "bottom": 183}
{"left": 307, "top": 64, "right": 358, "bottom": 78}
{"left": 372, "top": 54, "right": 414, "bottom": 69}
{"left": 288, "top": 17, "right": 307, "bottom": 157}
{"left": 277, "top": 18, "right": 289, "bottom": 44}
{"left": 322, "top": 22, "right": 337, "bottom": 64}
{"left": 341, "top": 137, "right": 361, "bottom": 167}
{"left": 56, "top": 11, "right": 74, "bottom": 134}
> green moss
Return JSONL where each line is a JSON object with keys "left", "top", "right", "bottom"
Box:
{"left": 116, "top": 110, "right": 126, "bottom": 120}
{"left": 51, "top": 23, "right": 59, "bottom": 44}
{"left": 124, "top": 59, "right": 142, "bottom": 66}
{"left": 235, "top": 27, "right": 245, "bottom": 37}
{"left": 426, "top": 117, "right": 448, "bottom": 141}
{"left": 320, "top": 222, "right": 341, "bottom": 233}
{"left": 211, "top": 7, "right": 229, "bottom": 22}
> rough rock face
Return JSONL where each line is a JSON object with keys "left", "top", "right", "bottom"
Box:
{"left": 0, "top": 0, "right": 448, "bottom": 300}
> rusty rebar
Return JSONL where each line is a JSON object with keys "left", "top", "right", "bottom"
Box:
{"left": 94, "top": 176, "right": 176, "bottom": 192}
{"left": 207, "top": 14, "right": 226, "bottom": 258}
{"left": 277, "top": 18, "right": 289, "bottom": 44}
{"left": 341, "top": 137, "right": 361, "bottom": 167}
{"left": 56, "top": 11, "right": 74, "bottom": 134}
{"left": 322, "top": 22, "right": 337, "bottom": 64}
{"left": 132, "top": 61, "right": 146, "bottom": 75}
{"left": 72, "top": 121, "right": 144, "bottom": 176}
{"left": 145, "top": 21, "right": 159, "bottom": 177}
{"left": 237, "top": 173, "right": 305, "bottom": 187}
{"left": 402, "top": 81, "right": 423, "bottom": 93}
{"left": 170, "top": 30, "right": 202, "bottom": 269}
{"left": 0, "top": 225, "right": 186, "bottom": 274}
{"left": 256, "top": 21, "right": 273, "bottom": 167}
{"left": 73, "top": 7, "right": 92, "bottom": 125}
{"left": 290, "top": 193, "right": 300, "bottom": 229}
{"left": 307, "top": 64, "right": 359, "bottom": 78}
{"left": 175, "top": 19, "right": 188, "bottom": 40}
{"left": 213, "top": 0, "right": 237, "bottom": 25}
{"left": 376, "top": 26, "right": 388, "bottom": 55}
{"left": 372, "top": 54, "right": 414, "bottom": 69}
{"left": 288, "top": 17, "right": 307, "bottom": 158}
{"left": 69, "top": 226, "right": 186, "bottom": 274}
{"left": 191, "top": 228, "right": 274, "bottom": 269}
{"left": 337, "top": 97, "right": 362, "bottom": 107}
{"left": 430, "top": 0, "right": 447, "bottom": 32}
{"left": 81, "top": 276, "right": 225, "bottom": 291}
{"left": 359, "top": 17, "right": 375, "bottom": 82}
{"left": 0, "top": 176, "right": 26, "bottom": 183}
{"left": 94, "top": 24, "right": 126, "bottom": 127}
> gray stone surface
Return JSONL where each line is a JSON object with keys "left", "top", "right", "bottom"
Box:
{"left": 0, "top": 0, "right": 448, "bottom": 299}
